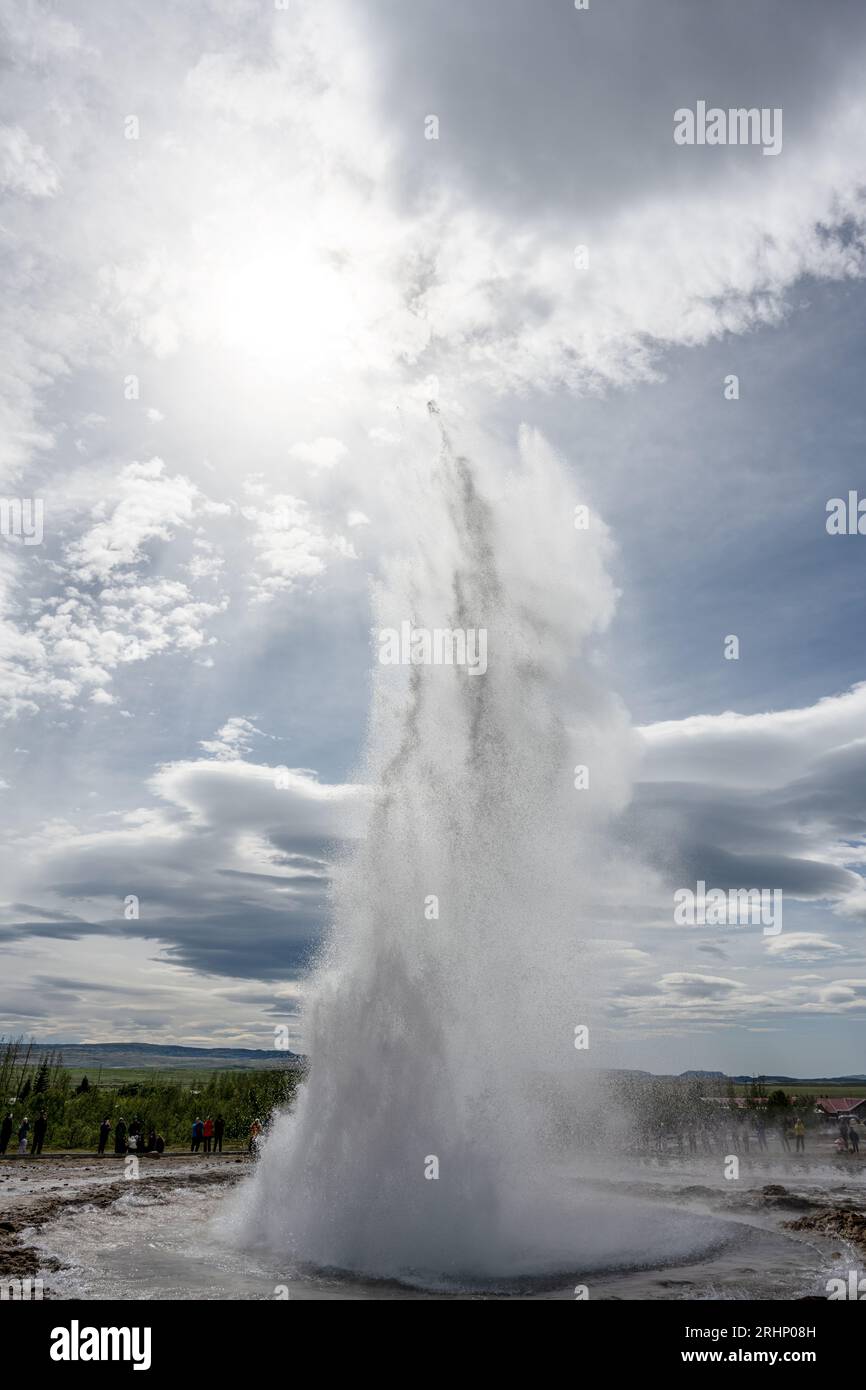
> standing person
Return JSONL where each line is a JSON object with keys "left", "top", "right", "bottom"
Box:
{"left": 114, "top": 1117, "right": 127, "bottom": 1154}
{"left": 203, "top": 1117, "right": 214, "bottom": 1154}
{"left": 248, "top": 1118, "right": 262, "bottom": 1154}
{"left": 849, "top": 1125, "right": 860, "bottom": 1154}
{"left": 793, "top": 1117, "right": 806, "bottom": 1154}
{"left": 191, "top": 1118, "right": 203, "bottom": 1153}
{"left": 0, "top": 1112, "right": 12, "bottom": 1156}
{"left": 32, "top": 1112, "right": 47, "bottom": 1156}
{"left": 17, "top": 1117, "right": 29, "bottom": 1155}
{"left": 780, "top": 1123, "right": 791, "bottom": 1153}
{"left": 213, "top": 1114, "right": 225, "bottom": 1154}
{"left": 755, "top": 1117, "right": 767, "bottom": 1151}
{"left": 98, "top": 1118, "right": 111, "bottom": 1156}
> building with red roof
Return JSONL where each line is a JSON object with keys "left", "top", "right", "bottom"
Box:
{"left": 815, "top": 1097, "right": 866, "bottom": 1118}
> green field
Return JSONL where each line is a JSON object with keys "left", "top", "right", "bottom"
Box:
{"left": 62, "top": 1067, "right": 268, "bottom": 1088}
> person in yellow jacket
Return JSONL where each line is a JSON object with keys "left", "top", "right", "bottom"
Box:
{"left": 793, "top": 1117, "right": 805, "bottom": 1154}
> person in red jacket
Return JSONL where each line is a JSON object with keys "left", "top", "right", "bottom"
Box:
{"left": 203, "top": 1116, "right": 214, "bottom": 1154}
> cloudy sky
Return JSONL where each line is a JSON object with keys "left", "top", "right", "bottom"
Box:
{"left": 2, "top": 0, "right": 866, "bottom": 1074}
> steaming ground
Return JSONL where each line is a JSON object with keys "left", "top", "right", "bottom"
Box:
{"left": 12, "top": 1153, "right": 861, "bottom": 1300}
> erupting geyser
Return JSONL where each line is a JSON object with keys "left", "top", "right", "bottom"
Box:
{"left": 226, "top": 416, "right": 716, "bottom": 1286}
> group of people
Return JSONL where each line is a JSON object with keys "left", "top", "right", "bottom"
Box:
{"left": 712, "top": 1115, "right": 809, "bottom": 1154}
{"left": 645, "top": 1113, "right": 812, "bottom": 1156}
{"left": 0, "top": 1111, "right": 48, "bottom": 1156}
{"left": 190, "top": 1115, "right": 225, "bottom": 1153}
{"left": 644, "top": 1111, "right": 866, "bottom": 1158}
{"left": 98, "top": 1116, "right": 165, "bottom": 1156}
{"left": 832, "top": 1116, "right": 861, "bottom": 1155}
{"left": 1, "top": 1110, "right": 237, "bottom": 1156}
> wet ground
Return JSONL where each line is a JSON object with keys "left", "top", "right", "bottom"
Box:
{"left": 2, "top": 1146, "right": 862, "bottom": 1300}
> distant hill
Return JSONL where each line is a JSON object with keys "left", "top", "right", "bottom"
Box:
{"left": 22, "top": 1043, "right": 303, "bottom": 1072}
{"left": 605, "top": 1069, "right": 866, "bottom": 1086}
{"left": 16, "top": 1047, "right": 865, "bottom": 1086}
{"left": 728, "top": 1074, "right": 866, "bottom": 1086}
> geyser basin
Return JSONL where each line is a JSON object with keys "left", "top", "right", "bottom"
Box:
{"left": 226, "top": 1156, "right": 738, "bottom": 1291}
{"left": 27, "top": 1161, "right": 839, "bottom": 1301}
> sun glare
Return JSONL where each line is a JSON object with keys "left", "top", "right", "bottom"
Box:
{"left": 216, "top": 247, "right": 354, "bottom": 374}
